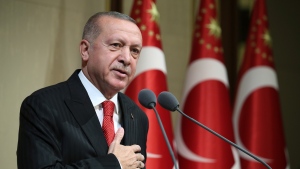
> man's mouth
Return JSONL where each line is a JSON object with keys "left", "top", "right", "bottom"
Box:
{"left": 113, "top": 68, "right": 128, "bottom": 76}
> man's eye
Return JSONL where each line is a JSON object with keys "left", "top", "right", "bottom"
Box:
{"left": 131, "top": 48, "right": 141, "bottom": 58}
{"left": 132, "top": 48, "right": 140, "bottom": 54}
{"left": 110, "top": 43, "right": 122, "bottom": 49}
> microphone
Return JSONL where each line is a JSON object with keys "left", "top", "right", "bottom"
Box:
{"left": 138, "top": 89, "right": 178, "bottom": 169}
{"left": 157, "top": 91, "right": 272, "bottom": 169}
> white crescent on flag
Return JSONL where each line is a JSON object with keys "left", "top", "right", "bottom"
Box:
{"left": 177, "top": 58, "right": 240, "bottom": 168}
{"left": 181, "top": 58, "right": 229, "bottom": 104}
{"left": 233, "top": 66, "right": 278, "bottom": 163}
{"left": 176, "top": 58, "right": 228, "bottom": 163}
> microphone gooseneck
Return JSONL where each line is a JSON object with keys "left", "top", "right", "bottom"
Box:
{"left": 138, "top": 89, "right": 178, "bottom": 169}
{"left": 157, "top": 91, "right": 272, "bottom": 169}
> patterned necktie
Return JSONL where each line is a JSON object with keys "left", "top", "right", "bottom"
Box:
{"left": 102, "top": 100, "right": 115, "bottom": 146}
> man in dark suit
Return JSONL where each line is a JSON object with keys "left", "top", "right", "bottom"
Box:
{"left": 17, "top": 11, "right": 148, "bottom": 169}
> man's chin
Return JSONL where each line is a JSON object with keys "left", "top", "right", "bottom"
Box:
{"left": 111, "top": 81, "right": 128, "bottom": 91}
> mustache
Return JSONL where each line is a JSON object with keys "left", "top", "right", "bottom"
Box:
{"left": 112, "top": 64, "right": 132, "bottom": 75}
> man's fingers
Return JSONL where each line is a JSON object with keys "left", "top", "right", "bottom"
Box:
{"left": 134, "top": 160, "right": 145, "bottom": 168}
{"left": 131, "top": 144, "right": 141, "bottom": 153}
{"left": 113, "top": 127, "right": 124, "bottom": 144}
{"left": 136, "top": 153, "right": 145, "bottom": 161}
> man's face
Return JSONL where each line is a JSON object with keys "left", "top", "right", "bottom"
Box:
{"left": 82, "top": 16, "right": 142, "bottom": 98}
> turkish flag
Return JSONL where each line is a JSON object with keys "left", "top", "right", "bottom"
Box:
{"left": 233, "top": 0, "right": 288, "bottom": 168}
{"left": 124, "top": 0, "right": 176, "bottom": 168}
{"left": 176, "top": 0, "right": 239, "bottom": 168}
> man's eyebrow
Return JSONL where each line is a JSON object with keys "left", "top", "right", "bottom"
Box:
{"left": 131, "top": 44, "right": 142, "bottom": 48}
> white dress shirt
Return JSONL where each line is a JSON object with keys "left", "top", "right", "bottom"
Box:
{"left": 78, "top": 70, "right": 122, "bottom": 133}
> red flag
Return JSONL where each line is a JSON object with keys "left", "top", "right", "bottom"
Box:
{"left": 176, "top": 0, "right": 239, "bottom": 168}
{"left": 233, "top": 0, "right": 288, "bottom": 168}
{"left": 125, "top": 0, "right": 176, "bottom": 168}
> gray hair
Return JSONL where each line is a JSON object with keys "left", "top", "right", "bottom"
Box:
{"left": 82, "top": 11, "right": 137, "bottom": 43}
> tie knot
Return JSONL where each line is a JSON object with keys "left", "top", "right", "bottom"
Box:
{"left": 102, "top": 100, "right": 115, "bottom": 117}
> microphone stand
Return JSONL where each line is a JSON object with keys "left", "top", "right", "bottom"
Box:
{"left": 150, "top": 105, "right": 178, "bottom": 169}
{"left": 176, "top": 108, "right": 272, "bottom": 169}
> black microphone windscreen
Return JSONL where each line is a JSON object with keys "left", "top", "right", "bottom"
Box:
{"left": 157, "top": 91, "right": 179, "bottom": 111}
{"left": 138, "top": 89, "right": 157, "bottom": 109}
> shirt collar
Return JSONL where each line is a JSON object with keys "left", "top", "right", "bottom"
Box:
{"left": 78, "top": 70, "right": 119, "bottom": 113}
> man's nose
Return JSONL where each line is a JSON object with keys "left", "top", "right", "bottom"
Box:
{"left": 118, "top": 46, "right": 131, "bottom": 65}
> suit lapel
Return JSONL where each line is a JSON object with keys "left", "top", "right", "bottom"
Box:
{"left": 119, "top": 93, "right": 137, "bottom": 146}
{"left": 65, "top": 70, "right": 108, "bottom": 155}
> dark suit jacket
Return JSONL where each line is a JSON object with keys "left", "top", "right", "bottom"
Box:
{"left": 17, "top": 70, "right": 149, "bottom": 169}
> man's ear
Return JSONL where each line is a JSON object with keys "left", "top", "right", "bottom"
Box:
{"left": 80, "top": 39, "right": 90, "bottom": 61}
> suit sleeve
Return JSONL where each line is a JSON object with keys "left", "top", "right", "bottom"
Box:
{"left": 17, "top": 96, "right": 121, "bottom": 169}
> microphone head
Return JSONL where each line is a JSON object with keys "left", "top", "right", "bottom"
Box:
{"left": 138, "top": 89, "right": 157, "bottom": 109}
{"left": 158, "top": 91, "right": 179, "bottom": 111}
